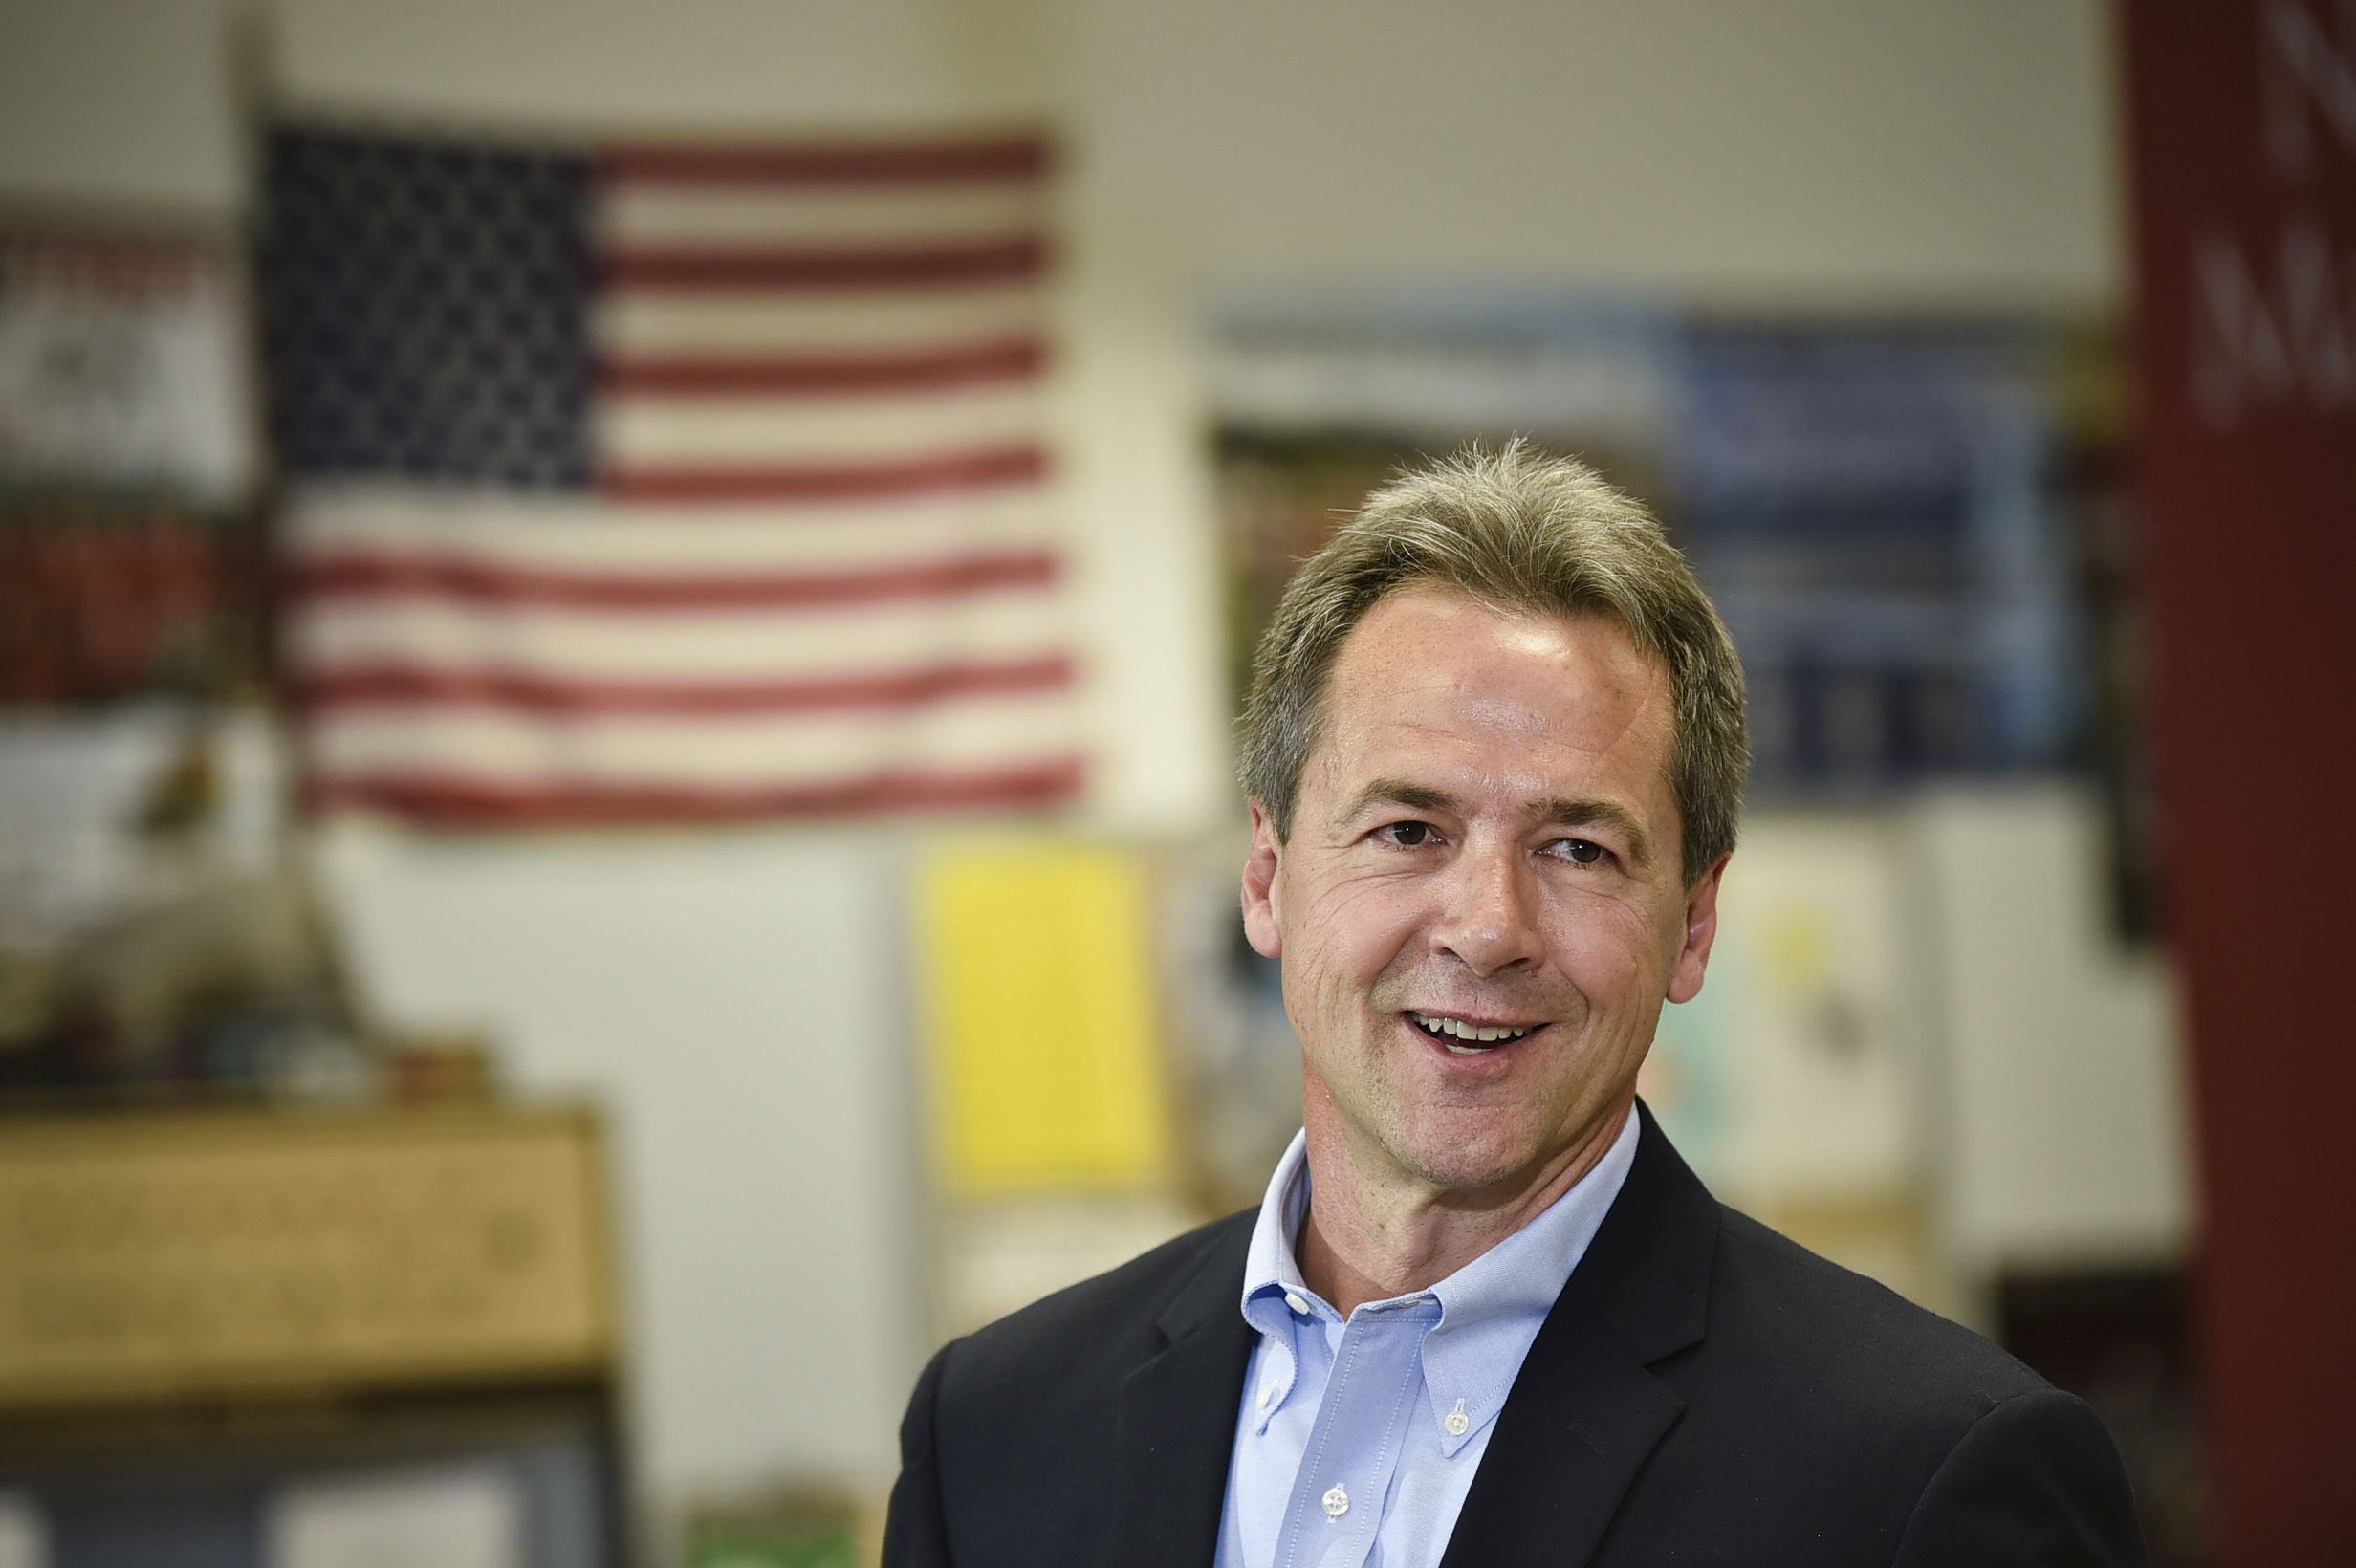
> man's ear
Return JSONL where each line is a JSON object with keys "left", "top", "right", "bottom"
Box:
{"left": 1666, "top": 851, "right": 1731, "bottom": 1005}
{"left": 1241, "top": 798, "right": 1285, "bottom": 959}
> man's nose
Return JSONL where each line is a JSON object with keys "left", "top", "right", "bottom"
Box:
{"left": 1430, "top": 838, "right": 1546, "bottom": 977}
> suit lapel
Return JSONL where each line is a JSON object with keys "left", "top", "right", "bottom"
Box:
{"left": 1433, "top": 1305, "right": 1686, "bottom": 1567}
{"left": 1438, "top": 1103, "right": 1722, "bottom": 1568}
{"left": 1116, "top": 1216, "right": 1257, "bottom": 1568}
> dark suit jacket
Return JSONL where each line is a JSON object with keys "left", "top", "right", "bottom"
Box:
{"left": 884, "top": 1106, "right": 2146, "bottom": 1566}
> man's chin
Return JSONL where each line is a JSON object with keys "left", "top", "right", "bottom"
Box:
{"left": 1384, "top": 1134, "right": 1545, "bottom": 1193}
{"left": 1378, "top": 1102, "right": 1625, "bottom": 1197}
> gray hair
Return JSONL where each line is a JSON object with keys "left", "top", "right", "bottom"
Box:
{"left": 1237, "top": 441, "right": 1747, "bottom": 885}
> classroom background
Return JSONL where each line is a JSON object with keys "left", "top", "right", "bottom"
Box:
{"left": 0, "top": 3, "right": 2345, "bottom": 1565}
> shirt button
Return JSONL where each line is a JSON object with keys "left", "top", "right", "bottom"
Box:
{"left": 1321, "top": 1484, "right": 1349, "bottom": 1519}
{"left": 1283, "top": 1292, "right": 1310, "bottom": 1315}
{"left": 1445, "top": 1398, "right": 1471, "bottom": 1437}
{"left": 1256, "top": 1383, "right": 1275, "bottom": 1410}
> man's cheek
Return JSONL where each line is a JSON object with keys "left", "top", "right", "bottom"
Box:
{"left": 1324, "top": 884, "right": 1428, "bottom": 961}
{"left": 1545, "top": 899, "right": 1670, "bottom": 973}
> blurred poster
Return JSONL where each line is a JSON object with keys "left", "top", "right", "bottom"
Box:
{"left": 1207, "top": 296, "right": 1674, "bottom": 718}
{"left": 913, "top": 841, "right": 1171, "bottom": 1195}
{"left": 0, "top": 229, "right": 253, "bottom": 501}
{"left": 1206, "top": 299, "right": 2097, "bottom": 801}
{"left": 1647, "top": 815, "right": 1934, "bottom": 1307}
{"left": 266, "top": 1464, "right": 521, "bottom": 1568}
{"left": 262, "top": 125, "right": 1081, "bottom": 828}
{"left": 1672, "top": 324, "right": 2081, "bottom": 794}
{"left": 0, "top": 504, "right": 251, "bottom": 706}
{"left": 1205, "top": 291, "right": 1670, "bottom": 456}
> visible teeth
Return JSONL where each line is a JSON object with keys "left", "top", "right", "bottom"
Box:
{"left": 1411, "top": 1012, "right": 1532, "bottom": 1047}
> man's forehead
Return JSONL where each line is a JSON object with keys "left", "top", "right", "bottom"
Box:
{"left": 1306, "top": 586, "right": 1676, "bottom": 815}
{"left": 1340, "top": 585, "right": 1653, "bottom": 668}
{"left": 1324, "top": 588, "right": 1669, "bottom": 731}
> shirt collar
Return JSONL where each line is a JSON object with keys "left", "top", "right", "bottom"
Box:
{"left": 1235, "top": 1108, "right": 1643, "bottom": 1452}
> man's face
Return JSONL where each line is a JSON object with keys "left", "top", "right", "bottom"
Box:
{"left": 1242, "top": 585, "right": 1726, "bottom": 1196}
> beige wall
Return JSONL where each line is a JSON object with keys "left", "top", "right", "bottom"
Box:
{"left": 1, "top": 0, "right": 2125, "bottom": 298}
{"left": 1060, "top": 0, "right": 2119, "bottom": 302}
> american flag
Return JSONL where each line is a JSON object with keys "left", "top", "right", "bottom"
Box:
{"left": 262, "top": 125, "right": 1081, "bottom": 827}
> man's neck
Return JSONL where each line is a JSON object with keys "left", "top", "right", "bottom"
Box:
{"left": 1295, "top": 1098, "right": 1633, "bottom": 1317}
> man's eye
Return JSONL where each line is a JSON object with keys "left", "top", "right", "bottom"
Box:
{"left": 1383, "top": 821, "right": 1438, "bottom": 847}
{"left": 1558, "top": 838, "right": 1603, "bottom": 865}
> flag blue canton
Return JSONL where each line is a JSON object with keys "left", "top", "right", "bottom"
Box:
{"left": 262, "top": 126, "right": 594, "bottom": 489}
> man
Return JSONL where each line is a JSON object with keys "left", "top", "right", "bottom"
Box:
{"left": 884, "top": 445, "right": 2145, "bottom": 1566}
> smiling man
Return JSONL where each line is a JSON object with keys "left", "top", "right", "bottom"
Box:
{"left": 884, "top": 445, "right": 2145, "bottom": 1568}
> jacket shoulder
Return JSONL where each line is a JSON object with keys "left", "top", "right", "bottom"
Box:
{"left": 1593, "top": 1204, "right": 2092, "bottom": 1561}
{"left": 1705, "top": 1204, "right": 2048, "bottom": 1409}
{"left": 891, "top": 1208, "right": 1256, "bottom": 1568}
{"left": 935, "top": 1207, "right": 1254, "bottom": 1412}
{"left": 1577, "top": 1203, "right": 2131, "bottom": 1564}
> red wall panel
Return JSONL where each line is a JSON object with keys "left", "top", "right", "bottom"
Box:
{"left": 2117, "top": 3, "right": 2356, "bottom": 1560}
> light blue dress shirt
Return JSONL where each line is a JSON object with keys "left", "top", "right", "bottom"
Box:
{"left": 1211, "top": 1111, "right": 1640, "bottom": 1568}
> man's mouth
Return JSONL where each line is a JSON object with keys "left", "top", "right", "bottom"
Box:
{"left": 1409, "top": 1012, "right": 1537, "bottom": 1056}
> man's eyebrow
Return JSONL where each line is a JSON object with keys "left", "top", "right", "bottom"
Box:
{"left": 1534, "top": 797, "right": 1653, "bottom": 868}
{"left": 1338, "top": 777, "right": 1460, "bottom": 822}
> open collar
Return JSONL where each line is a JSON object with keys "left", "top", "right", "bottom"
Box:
{"left": 1234, "top": 1113, "right": 1642, "bottom": 1454}
{"left": 1107, "top": 1101, "right": 1719, "bottom": 1568}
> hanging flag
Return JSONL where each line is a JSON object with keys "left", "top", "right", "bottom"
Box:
{"left": 263, "top": 125, "right": 1082, "bottom": 827}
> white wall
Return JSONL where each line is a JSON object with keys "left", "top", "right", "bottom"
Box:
{"left": 268, "top": 0, "right": 1040, "bottom": 129}
{"left": 2, "top": 0, "right": 2124, "bottom": 309}
{"left": 313, "top": 824, "right": 927, "bottom": 1497}
{"left": 0, "top": 0, "right": 2132, "bottom": 1514}
{"left": 1912, "top": 785, "right": 2190, "bottom": 1271}
{"left": 1058, "top": 0, "right": 2119, "bottom": 304}
{"left": 0, "top": 0, "right": 245, "bottom": 213}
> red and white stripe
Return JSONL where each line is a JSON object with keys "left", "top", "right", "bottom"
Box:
{"left": 293, "top": 135, "right": 1081, "bottom": 828}
{"left": 593, "top": 134, "right": 1053, "bottom": 508}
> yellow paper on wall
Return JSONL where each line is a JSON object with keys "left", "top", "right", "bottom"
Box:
{"left": 914, "top": 842, "right": 1171, "bottom": 1195}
